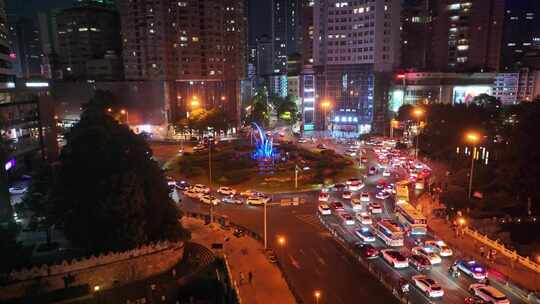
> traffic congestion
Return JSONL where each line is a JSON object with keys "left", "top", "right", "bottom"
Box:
{"left": 314, "top": 138, "right": 525, "bottom": 304}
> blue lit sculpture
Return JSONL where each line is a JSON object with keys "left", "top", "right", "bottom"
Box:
{"left": 251, "top": 122, "right": 274, "bottom": 159}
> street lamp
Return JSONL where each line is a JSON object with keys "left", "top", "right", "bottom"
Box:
{"left": 321, "top": 100, "right": 331, "bottom": 133}
{"left": 191, "top": 96, "right": 200, "bottom": 108}
{"left": 120, "top": 109, "right": 129, "bottom": 124}
{"left": 412, "top": 107, "right": 424, "bottom": 160}
{"left": 465, "top": 132, "right": 480, "bottom": 199}
{"left": 390, "top": 119, "right": 399, "bottom": 138}
{"left": 314, "top": 290, "right": 321, "bottom": 304}
{"left": 277, "top": 235, "right": 286, "bottom": 246}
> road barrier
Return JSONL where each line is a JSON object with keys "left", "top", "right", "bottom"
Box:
{"left": 182, "top": 212, "right": 304, "bottom": 303}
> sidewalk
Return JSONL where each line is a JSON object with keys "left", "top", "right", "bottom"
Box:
{"left": 181, "top": 217, "right": 296, "bottom": 304}
{"left": 417, "top": 195, "right": 540, "bottom": 293}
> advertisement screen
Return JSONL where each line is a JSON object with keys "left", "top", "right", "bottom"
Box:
{"left": 452, "top": 86, "right": 492, "bottom": 104}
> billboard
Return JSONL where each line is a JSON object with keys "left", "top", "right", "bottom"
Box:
{"left": 452, "top": 86, "right": 492, "bottom": 104}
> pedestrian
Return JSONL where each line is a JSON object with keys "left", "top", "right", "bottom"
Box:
{"left": 480, "top": 246, "right": 485, "bottom": 258}
{"left": 248, "top": 271, "right": 253, "bottom": 284}
{"left": 486, "top": 250, "right": 491, "bottom": 261}
{"left": 239, "top": 272, "right": 245, "bottom": 285}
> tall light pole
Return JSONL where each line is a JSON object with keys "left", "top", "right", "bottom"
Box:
{"left": 412, "top": 108, "right": 424, "bottom": 160}
{"left": 314, "top": 290, "right": 321, "bottom": 304}
{"left": 120, "top": 109, "right": 129, "bottom": 124}
{"left": 466, "top": 132, "right": 480, "bottom": 199}
{"left": 264, "top": 200, "right": 267, "bottom": 249}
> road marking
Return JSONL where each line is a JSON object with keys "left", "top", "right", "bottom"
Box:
{"left": 289, "top": 253, "right": 301, "bottom": 269}
{"left": 294, "top": 214, "right": 326, "bottom": 232}
{"left": 312, "top": 249, "right": 326, "bottom": 266}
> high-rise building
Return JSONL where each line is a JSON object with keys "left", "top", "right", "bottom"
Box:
{"left": 256, "top": 35, "right": 273, "bottom": 77}
{"left": 56, "top": 3, "right": 122, "bottom": 80}
{"left": 401, "top": 0, "right": 433, "bottom": 70}
{"left": 272, "top": 0, "right": 301, "bottom": 74}
{"left": 431, "top": 0, "right": 504, "bottom": 72}
{"left": 301, "top": 0, "right": 314, "bottom": 66}
{"left": 312, "top": 0, "right": 401, "bottom": 134}
{"left": 7, "top": 17, "right": 43, "bottom": 79}
{"left": 118, "top": 0, "right": 247, "bottom": 124}
{"left": 500, "top": 0, "right": 540, "bottom": 71}
{"left": 37, "top": 10, "right": 61, "bottom": 79}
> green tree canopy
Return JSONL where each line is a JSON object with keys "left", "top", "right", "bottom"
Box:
{"left": 47, "top": 92, "right": 189, "bottom": 253}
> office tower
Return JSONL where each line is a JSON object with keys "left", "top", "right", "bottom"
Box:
{"left": 37, "top": 10, "right": 60, "bottom": 79}
{"left": 56, "top": 3, "right": 122, "bottom": 80}
{"left": 301, "top": 0, "right": 314, "bottom": 66}
{"left": 431, "top": 0, "right": 504, "bottom": 72}
{"left": 401, "top": 0, "right": 433, "bottom": 70}
{"left": 313, "top": 0, "right": 401, "bottom": 133}
{"left": 7, "top": 17, "right": 43, "bottom": 78}
{"left": 256, "top": 35, "right": 273, "bottom": 77}
{"left": 500, "top": 0, "right": 540, "bottom": 71}
{"left": 272, "top": 0, "right": 301, "bottom": 74}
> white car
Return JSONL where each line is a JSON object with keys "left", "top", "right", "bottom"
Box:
{"left": 381, "top": 249, "right": 408, "bottom": 269}
{"left": 382, "top": 170, "right": 391, "bottom": 177}
{"left": 351, "top": 198, "right": 362, "bottom": 210}
{"left": 340, "top": 213, "right": 355, "bottom": 225}
{"left": 8, "top": 186, "right": 27, "bottom": 195}
{"left": 297, "top": 138, "right": 308, "bottom": 143}
{"left": 342, "top": 191, "right": 352, "bottom": 200}
{"left": 184, "top": 189, "right": 201, "bottom": 198}
{"left": 412, "top": 246, "right": 442, "bottom": 265}
{"left": 192, "top": 184, "right": 210, "bottom": 194}
{"left": 425, "top": 240, "right": 453, "bottom": 257}
{"left": 199, "top": 195, "right": 219, "bottom": 205}
{"left": 217, "top": 186, "right": 236, "bottom": 195}
{"left": 375, "top": 191, "right": 390, "bottom": 200}
{"left": 369, "top": 202, "right": 383, "bottom": 214}
{"left": 318, "top": 203, "right": 332, "bottom": 215}
{"left": 360, "top": 192, "right": 370, "bottom": 202}
{"left": 355, "top": 227, "right": 376, "bottom": 242}
{"left": 412, "top": 275, "right": 444, "bottom": 298}
{"left": 469, "top": 284, "right": 510, "bottom": 304}
{"left": 246, "top": 196, "right": 267, "bottom": 205}
{"left": 318, "top": 192, "right": 330, "bottom": 202}
{"left": 356, "top": 212, "right": 372, "bottom": 225}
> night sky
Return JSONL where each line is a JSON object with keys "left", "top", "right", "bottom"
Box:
{"left": 5, "top": 0, "right": 271, "bottom": 45}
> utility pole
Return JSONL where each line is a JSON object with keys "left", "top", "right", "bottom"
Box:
{"left": 295, "top": 165, "right": 299, "bottom": 189}
{"left": 264, "top": 201, "right": 267, "bottom": 249}
{"left": 468, "top": 147, "right": 476, "bottom": 199}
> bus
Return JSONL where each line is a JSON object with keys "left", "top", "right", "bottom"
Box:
{"left": 395, "top": 180, "right": 410, "bottom": 203}
{"left": 375, "top": 219, "right": 404, "bottom": 247}
{"left": 395, "top": 202, "right": 427, "bottom": 235}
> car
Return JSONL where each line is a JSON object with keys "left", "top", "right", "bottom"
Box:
{"left": 348, "top": 180, "right": 364, "bottom": 191}
{"left": 384, "top": 184, "right": 396, "bottom": 194}
{"left": 456, "top": 259, "right": 487, "bottom": 281}
{"left": 368, "top": 166, "right": 378, "bottom": 175}
{"left": 409, "top": 254, "right": 432, "bottom": 272}
{"left": 351, "top": 198, "right": 362, "bottom": 210}
{"left": 318, "top": 203, "right": 332, "bottom": 215}
{"left": 380, "top": 249, "right": 408, "bottom": 268}
{"left": 382, "top": 170, "right": 391, "bottom": 177}
{"left": 318, "top": 192, "right": 330, "bottom": 202}
{"left": 184, "top": 189, "right": 202, "bottom": 198}
{"left": 246, "top": 196, "right": 267, "bottom": 205}
{"left": 412, "top": 275, "right": 444, "bottom": 298}
{"left": 425, "top": 240, "right": 453, "bottom": 257}
{"left": 222, "top": 196, "right": 243, "bottom": 204}
{"left": 331, "top": 202, "right": 345, "bottom": 211}
{"left": 357, "top": 243, "right": 379, "bottom": 259}
{"left": 346, "top": 178, "right": 362, "bottom": 185}
{"left": 297, "top": 138, "right": 308, "bottom": 143}
{"left": 464, "top": 297, "right": 489, "bottom": 304}
{"left": 192, "top": 184, "right": 211, "bottom": 194}
{"left": 355, "top": 227, "right": 376, "bottom": 242}
{"left": 8, "top": 186, "right": 27, "bottom": 195}
{"left": 369, "top": 202, "right": 383, "bottom": 214}
{"left": 468, "top": 284, "right": 509, "bottom": 304}
{"left": 360, "top": 156, "right": 368, "bottom": 163}
{"left": 199, "top": 195, "right": 219, "bottom": 205}
{"left": 356, "top": 212, "right": 373, "bottom": 225}
{"left": 375, "top": 191, "right": 391, "bottom": 200}
{"left": 346, "top": 150, "right": 357, "bottom": 157}
{"left": 376, "top": 182, "right": 386, "bottom": 190}
{"left": 193, "top": 145, "right": 206, "bottom": 152}
{"left": 174, "top": 180, "right": 190, "bottom": 190}
{"left": 342, "top": 190, "right": 352, "bottom": 199}
{"left": 316, "top": 143, "right": 327, "bottom": 149}
{"left": 333, "top": 183, "right": 347, "bottom": 191}
{"left": 412, "top": 246, "right": 442, "bottom": 264}
{"left": 360, "top": 192, "right": 370, "bottom": 202}
{"left": 240, "top": 189, "right": 258, "bottom": 197}
{"left": 217, "top": 186, "right": 236, "bottom": 195}
{"left": 340, "top": 213, "right": 355, "bottom": 225}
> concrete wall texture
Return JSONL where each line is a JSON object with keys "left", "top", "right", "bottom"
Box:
{"left": 0, "top": 241, "right": 184, "bottom": 301}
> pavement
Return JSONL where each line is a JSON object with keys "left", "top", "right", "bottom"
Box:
{"left": 418, "top": 194, "right": 540, "bottom": 295}
{"left": 181, "top": 216, "right": 296, "bottom": 304}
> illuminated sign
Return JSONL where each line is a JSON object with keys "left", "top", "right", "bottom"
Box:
{"left": 452, "top": 86, "right": 492, "bottom": 104}
{"left": 25, "top": 82, "right": 49, "bottom": 88}
{"left": 5, "top": 159, "right": 15, "bottom": 171}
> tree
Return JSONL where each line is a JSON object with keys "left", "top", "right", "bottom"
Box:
{"left": 48, "top": 92, "right": 189, "bottom": 253}
{"left": 276, "top": 95, "right": 300, "bottom": 125}
{"left": 247, "top": 89, "right": 270, "bottom": 126}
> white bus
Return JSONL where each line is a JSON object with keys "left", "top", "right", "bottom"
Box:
{"left": 375, "top": 220, "right": 404, "bottom": 247}
{"left": 395, "top": 202, "right": 427, "bottom": 235}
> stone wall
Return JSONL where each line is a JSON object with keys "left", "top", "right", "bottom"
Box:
{"left": 0, "top": 241, "right": 184, "bottom": 302}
